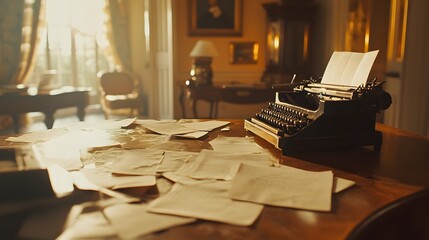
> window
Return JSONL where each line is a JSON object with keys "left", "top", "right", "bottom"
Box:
{"left": 28, "top": 0, "right": 112, "bottom": 92}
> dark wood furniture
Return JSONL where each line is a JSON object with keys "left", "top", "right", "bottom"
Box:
{"left": 180, "top": 84, "right": 275, "bottom": 118}
{"left": 1, "top": 120, "right": 428, "bottom": 239}
{"left": 346, "top": 188, "right": 429, "bottom": 240}
{"left": 262, "top": 1, "right": 319, "bottom": 84}
{"left": 0, "top": 86, "right": 90, "bottom": 133}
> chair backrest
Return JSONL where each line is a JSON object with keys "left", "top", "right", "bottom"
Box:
{"left": 98, "top": 71, "right": 136, "bottom": 95}
{"left": 347, "top": 188, "right": 429, "bottom": 240}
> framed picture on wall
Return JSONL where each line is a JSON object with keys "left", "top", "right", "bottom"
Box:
{"left": 229, "top": 42, "right": 259, "bottom": 64}
{"left": 188, "top": 0, "right": 242, "bottom": 36}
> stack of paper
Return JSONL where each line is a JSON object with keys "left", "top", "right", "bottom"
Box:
{"left": 209, "top": 136, "right": 267, "bottom": 154}
{"left": 321, "top": 50, "right": 379, "bottom": 87}
{"left": 176, "top": 149, "right": 275, "bottom": 181}
{"left": 139, "top": 120, "right": 230, "bottom": 139}
{"left": 103, "top": 203, "right": 195, "bottom": 239}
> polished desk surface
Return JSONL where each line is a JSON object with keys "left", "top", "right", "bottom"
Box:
{"left": 1, "top": 120, "right": 428, "bottom": 239}
{"left": 0, "top": 86, "right": 90, "bottom": 133}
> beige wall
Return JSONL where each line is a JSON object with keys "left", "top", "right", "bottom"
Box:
{"left": 128, "top": 0, "right": 339, "bottom": 120}
{"left": 172, "top": 0, "right": 276, "bottom": 119}
{"left": 399, "top": 0, "right": 429, "bottom": 135}
{"left": 128, "top": 0, "right": 151, "bottom": 117}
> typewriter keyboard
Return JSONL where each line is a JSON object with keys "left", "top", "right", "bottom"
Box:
{"left": 255, "top": 102, "right": 312, "bottom": 135}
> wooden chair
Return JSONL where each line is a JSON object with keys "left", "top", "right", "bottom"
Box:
{"left": 347, "top": 188, "right": 429, "bottom": 240}
{"left": 97, "top": 71, "right": 143, "bottom": 119}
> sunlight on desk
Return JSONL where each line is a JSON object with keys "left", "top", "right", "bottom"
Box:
{"left": 0, "top": 119, "right": 427, "bottom": 239}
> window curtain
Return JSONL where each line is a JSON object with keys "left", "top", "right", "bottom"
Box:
{"left": 0, "top": 0, "right": 25, "bottom": 85}
{"left": 0, "top": 0, "right": 43, "bottom": 85}
{"left": 0, "top": 0, "right": 43, "bottom": 131}
{"left": 100, "top": 0, "right": 132, "bottom": 71}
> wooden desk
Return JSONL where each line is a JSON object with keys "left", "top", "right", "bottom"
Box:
{"left": 0, "top": 86, "right": 90, "bottom": 133}
{"left": 180, "top": 84, "right": 275, "bottom": 118}
{"left": 0, "top": 121, "right": 428, "bottom": 239}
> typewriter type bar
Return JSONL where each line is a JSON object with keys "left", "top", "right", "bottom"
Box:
{"left": 303, "top": 87, "right": 355, "bottom": 99}
{"left": 306, "top": 83, "right": 357, "bottom": 91}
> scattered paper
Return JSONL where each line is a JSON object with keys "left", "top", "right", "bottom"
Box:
{"left": 121, "top": 134, "right": 170, "bottom": 149}
{"left": 179, "top": 150, "right": 275, "bottom": 181}
{"left": 96, "top": 148, "right": 165, "bottom": 175}
{"left": 140, "top": 120, "right": 230, "bottom": 137}
{"left": 333, "top": 176, "right": 356, "bottom": 193}
{"left": 221, "top": 127, "right": 230, "bottom": 132}
{"left": 104, "top": 203, "right": 195, "bottom": 239}
{"left": 86, "top": 149, "right": 196, "bottom": 176}
{"left": 65, "top": 118, "right": 136, "bottom": 131}
{"left": 321, "top": 50, "right": 379, "bottom": 87}
{"left": 6, "top": 128, "right": 69, "bottom": 143}
{"left": 230, "top": 164, "right": 334, "bottom": 212}
{"left": 35, "top": 130, "right": 119, "bottom": 171}
{"left": 46, "top": 164, "right": 74, "bottom": 198}
{"left": 181, "top": 120, "right": 230, "bottom": 131}
{"left": 174, "top": 131, "right": 209, "bottom": 139}
{"left": 146, "top": 141, "right": 193, "bottom": 152}
{"left": 148, "top": 182, "right": 263, "bottom": 226}
{"left": 76, "top": 168, "right": 157, "bottom": 189}
{"left": 141, "top": 122, "right": 197, "bottom": 135}
{"left": 81, "top": 148, "right": 164, "bottom": 175}
{"left": 156, "top": 151, "right": 198, "bottom": 173}
{"left": 279, "top": 165, "right": 355, "bottom": 193}
{"left": 162, "top": 172, "right": 216, "bottom": 186}
{"left": 57, "top": 211, "right": 117, "bottom": 239}
{"left": 70, "top": 171, "right": 141, "bottom": 202}
{"left": 134, "top": 119, "right": 177, "bottom": 125}
{"left": 209, "top": 136, "right": 266, "bottom": 154}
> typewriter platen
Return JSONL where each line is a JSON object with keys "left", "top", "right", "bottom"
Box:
{"left": 244, "top": 78, "right": 392, "bottom": 155}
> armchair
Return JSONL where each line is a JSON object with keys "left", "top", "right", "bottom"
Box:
{"left": 97, "top": 71, "right": 143, "bottom": 119}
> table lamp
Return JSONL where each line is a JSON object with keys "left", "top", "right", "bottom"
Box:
{"left": 189, "top": 40, "right": 219, "bottom": 86}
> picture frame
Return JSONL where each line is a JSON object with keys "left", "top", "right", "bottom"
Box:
{"left": 188, "top": 0, "right": 242, "bottom": 36}
{"left": 229, "top": 42, "right": 259, "bottom": 64}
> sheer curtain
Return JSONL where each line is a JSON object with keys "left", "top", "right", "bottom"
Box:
{"left": 27, "top": 0, "right": 133, "bottom": 90}
{"left": 0, "top": 0, "right": 132, "bottom": 87}
{"left": 0, "top": 0, "right": 43, "bottom": 131}
{"left": 16, "top": 0, "right": 44, "bottom": 84}
{"left": 0, "top": 0, "right": 134, "bottom": 131}
{"left": 100, "top": 0, "right": 132, "bottom": 71}
{"left": 0, "top": 0, "right": 43, "bottom": 85}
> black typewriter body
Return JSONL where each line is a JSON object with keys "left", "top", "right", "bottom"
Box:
{"left": 244, "top": 79, "right": 392, "bottom": 155}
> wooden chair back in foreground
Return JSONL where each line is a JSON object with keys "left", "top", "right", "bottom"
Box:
{"left": 97, "top": 71, "right": 143, "bottom": 119}
{"left": 347, "top": 188, "right": 429, "bottom": 240}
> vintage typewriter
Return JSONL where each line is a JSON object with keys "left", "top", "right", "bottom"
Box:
{"left": 244, "top": 78, "right": 392, "bottom": 155}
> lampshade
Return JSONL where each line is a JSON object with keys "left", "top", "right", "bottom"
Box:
{"left": 189, "top": 40, "right": 219, "bottom": 57}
